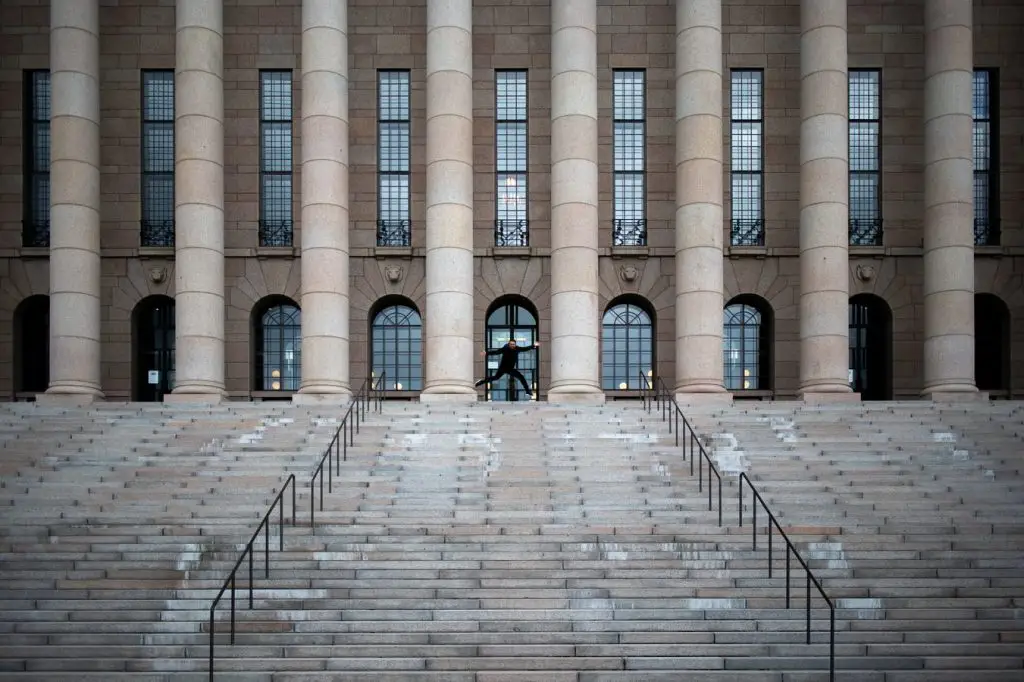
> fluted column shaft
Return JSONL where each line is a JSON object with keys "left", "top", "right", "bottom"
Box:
{"left": 922, "top": 0, "right": 977, "bottom": 397}
{"left": 171, "top": 0, "right": 225, "bottom": 400}
{"left": 297, "top": 0, "right": 351, "bottom": 402}
{"left": 421, "top": 0, "right": 476, "bottom": 401}
{"left": 674, "top": 0, "right": 727, "bottom": 399}
{"left": 45, "top": 0, "right": 103, "bottom": 403}
{"left": 798, "top": 0, "right": 853, "bottom": 398}
{"left": 548, "top": 0, "right": 603, "bottom": 403}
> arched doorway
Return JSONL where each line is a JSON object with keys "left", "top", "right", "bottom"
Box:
{"left": 849, "top": 294, "right": 892, "bottom": 400}
{"left": 252, "top": 297, "right": 301, "bottom": 393}
{"left": 484, "top": 297, "right": 539, "bottom": 401}
{"left": 724, "top": 295, "right": 773, "bottom": 392}
{"left": 601, "top": 298, "right": 654, "bottom": 391}
{"left": 975, "top": 293, "right": 1010, "bottom": 393}
{"left": 370, "top": 298, "right": 422, "bottom": 392}
{"left": 133, "top": 295, "right": 175, "bottom": 401}
{"left": 14, "top": 295, "right": 49, "bottom": 395}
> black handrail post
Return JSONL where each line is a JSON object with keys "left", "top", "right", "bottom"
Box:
{"left": 247, "top": 549, "right": 253, "bottom": 609}
{"left": 738, "top": 474, "right": 744, "bottom": 527}
{"left": 291, "top": 475, "right": 296, "bottom": 526}
{"left": 208, "top": 607, "right": 215, "bottom": 682}
{"left": 806, "top": 573, "right": 811, "bottom": 644}
{"left": 264, "top": 518, "right": 270, "bottom": 579}
{"left": 229, "top": 576, "right": 235, "bottom": 644}
{"left": 328, "top": 442, "right": 333, "bottom": 494}
{"left": 830, "top": 609, "right": 836, "bottom": 680}
{"left": 319, "top": 461, "right": 324, "bottom": 512}
{"left": 786, "top": 546, "right": 791, "bottom": 608}
{"left": 717, "top": 475, "right": 722, "bottom": 526}
{"left": 279, "top": 491, "right": 284, "bottom": 550}
{"left": 689, "top": 432, "right": 694, "bottom": 476}
{"left": 768, "top": 519, "right": 773, "bottom": 578}
{"left": 752, "top": 500, "right": 757, "bottom": 551}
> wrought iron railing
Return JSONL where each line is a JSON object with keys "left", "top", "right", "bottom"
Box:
{"left": 495, "top": 218, "right": 529, "bottom": 247}
{"left": 22, "top": 220, "right": 49, "bottom": 248}
{"left": 141, "top": 219, "right": 175, "bottom": 247}
{"left": 739, "top": 472, "right": 835, "bottom": 681}
{"left": 208, "top": 474, "right": 297, "bottom": 681}
{"left": 310, "top": 374, "right": 385, "bottom": 528}
{"left": 639, "top": 374, "right": 723, "bottom": 526}
{"left": 974, "top": 218, "right": 998, "bottom": 246}
{"left": 730, "top": 218, "right": 764, "bottom": 246}
{"left": 849, "top": 218, "right": 883, "bottom": 246}
{"left": 613, "top": 218, "right": 647, "bottom": 246}
{"left": 377, "top": 219, "right": 411, "bottom": 247}
{"left": 259, "top": 219, "right": 293, "bottom": 247}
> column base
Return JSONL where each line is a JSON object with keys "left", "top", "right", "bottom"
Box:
{"left": 292, "top": 388, "right": 353, "bottom": 406}
{"left": 419, "top": 385, "right": 478, "bottom": 404}
{"left": 800, "top": 391, "right": 862, "bottom": 404}
{"left": 925, "top": 389, "right": 988, "bottom": 403}
{"left": 674, "top": 391, "right": 733, "bottom": 406}
{"left": 547, "top": 386, "right": 606, "bottom": 405}
{"left": 164, "top": 391, "right": 226, "bottom": 405}
{"left": 37, "top": 388, "right": 103, "bottom": 407}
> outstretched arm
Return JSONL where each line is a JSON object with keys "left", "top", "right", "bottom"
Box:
{"left": 517, "top": 341, "right": 541, "bottom": 353}
{"left": 484, "top": 347, "right": 504, "bottom": 356}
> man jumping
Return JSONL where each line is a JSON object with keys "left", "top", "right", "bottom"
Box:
{"left": 476, "top": 339, "right": 540, "bottom": 399}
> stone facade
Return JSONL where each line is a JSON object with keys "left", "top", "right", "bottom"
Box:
{"left": 0, "top": 0, "right": 1021, "bottom": 401}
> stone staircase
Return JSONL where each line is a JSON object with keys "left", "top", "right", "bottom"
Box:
{"left": 1, "top": 399, "right": 1023, "bottom": 680}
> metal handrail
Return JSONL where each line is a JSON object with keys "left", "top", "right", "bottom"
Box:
{"left": 208, "top": 473, "right": 297, "bottom": 681}
{"left": 739, "top": 472, "right": 835, "bottom": 681}
{"left": 309, "top": 373, "right": 386, "bottom": 529}
{"left": 639, "top": 373, "right": 723, "bottom": 526}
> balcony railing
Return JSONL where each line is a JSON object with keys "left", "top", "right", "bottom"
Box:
{"left": 22, "top": 220, "right": 49, "bottom": 248}
{"left": 730, "top": 218, "right": 764, "bottom": 246}
{"left": 495, "top": 219, "right": 529, "bottom": 247}
{"left": 974, "top": 218, "right": 999, "bottom": 246}
{"left": 259, "top": 220, "right": 293, "bottom": 247}
{"left": 377, "top": 219, "right": 411, "bottom": 247}
{"left": 613, "top": 218, "right": 647, "bottom": 247}
{"left": 849, "top": 218, "right": 883, "bottom": 247}
{"left": 141, "top": 219, "right": 175, "bottom": 247}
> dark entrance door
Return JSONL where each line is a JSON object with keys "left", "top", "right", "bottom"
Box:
{"left": 15, "top": 295, "right": 49, "bottom": 395}
{"left": 849, "top": 294, "right": 891, "bottom": 400}
{"left": 975, "top": 293, "right": 1010, "bottom": 393}
{"left": 484, "top": 300, "right": 538, "bottom": 401}
{"left": 134, "top": 296, "right": 175, "bottom": 401}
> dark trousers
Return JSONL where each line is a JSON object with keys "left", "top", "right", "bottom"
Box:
{"left": 476, "top": 368, "right": 531, "bottom": 393}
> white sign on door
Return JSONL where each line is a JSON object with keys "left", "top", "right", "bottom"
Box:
{"left": 148, "top": 370, "right": 160, "bottom": 385}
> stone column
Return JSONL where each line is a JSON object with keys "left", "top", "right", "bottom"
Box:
{"left": 295, "top": 0, "right": 351, "bottom": 404}
{"left": 169, "top": 0, "right": 226, "bottom": 402}
{"left": 922, "top": 0, "right": 977, "bottom": 399}
{"left": 674, "top": 0, "right": 729, "bottom": 402}
{"left": 42, "top": 0, "right": 104, "bottom": 405}
{"left": 548, "top": 0, "right": 604, "bottom": 404}
{"left": 420, "top": 0, "right": 476, "bottom": 403}
{"left": 797, "top": 0, "right": 855, "bottom": 401}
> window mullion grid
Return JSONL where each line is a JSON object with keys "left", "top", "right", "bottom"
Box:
{"left": 612, "top": 70, "right": 646, "bottom": 247}
{"left": 849, "top": 70, "right": 881, "bottom": 247}
{"left": 377, "top": 70, "right": 411, "bottom": 247}
{"left": 141, "top": 70, "right": 175, "bottom": 247}
{"left": 259, "top": 71, "right": 293, "bottom": 247}
{"left": 495, "top": 70, "right": 528, "bottom": 247}
{"left": 973, "top": 69, "right": 997, "bottom": 246}
{"left": 24, "top": 71, "right": 50, "bottom": 247}
{"left": 730, "top": 70, "right": 764, "bottom": 247}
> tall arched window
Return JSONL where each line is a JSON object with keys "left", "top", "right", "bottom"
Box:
{"left": 14, "top": 295, "right": 49, "bottom": 395}
{"left": 371, "top": 301, "right": 422, "bottom": 391}
{"left": 724, "top": 296, "right": 772, "bottom": 391}
{"left": 485, "top": 297, "right": 539, "bottom": 401}
{"left": 254, "top": 299, "right": 301, "bottom": 391}
{"left": 601, "top": 300, "right": 653, "bottom": 390}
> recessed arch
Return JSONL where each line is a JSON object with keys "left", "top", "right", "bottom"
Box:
{"left": 601, "top": 295, "right": 655, "bottom": 391}
{"left": 132, "top": 295, "right": 175, "bottom": 401}
{"left": 252, "top": 295, "right": 301, "bottom": 393}
{"left": 370, "top": 295, "right": 422, "bottom": 392}
{"left": 849, "top": 293, "right": 892, "bottom": 400}
{"left": 484, "top": 295, "right": 539, "bottom": 401}
{"left": 13, "top": 295, "right": 49, "bottom": 395}
{"left": 975, "top": 293, "right": 1010, "bottom": 393}
{"left": 724, "top": 294, "right": 773, "bottom": 392}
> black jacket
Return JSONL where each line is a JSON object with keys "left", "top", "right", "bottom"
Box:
{"left": 487, "top": 343, "right": 536, "bottom": 371}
